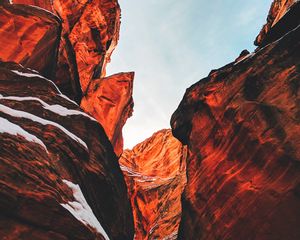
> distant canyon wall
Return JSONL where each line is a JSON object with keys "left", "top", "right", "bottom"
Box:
{"left": 120, "top": 129, "right": 187, "bottom": 240}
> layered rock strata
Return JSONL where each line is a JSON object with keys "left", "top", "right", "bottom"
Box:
{"left": 12, "top": 0, "right": 121, "bottom": 101}
{"left": 120, "top": 129, "right": 187, "bottom": 240}
{"left": 0, "top": 2, "right": 61, "bottom": 79}
{"left": 9, "top": 0, "right": 134, "bottom": 155}
{"left": 81, "top": 72, "right": 134, "bottom": 156}
{"left": 0, "top": 61, "right": 134, "bottom": 240}
{"left": 255, "top": 0, "right": 299, "bottom": 46}
{"left": 171, "top": 1, "right": 300, "bottom": 239}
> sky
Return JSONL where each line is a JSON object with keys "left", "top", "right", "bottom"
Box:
{"left": 106, "top": 0, "right": 272, "bottom": 149}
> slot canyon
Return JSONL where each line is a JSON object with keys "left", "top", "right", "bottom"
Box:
{"left": 0, "top": 0, "right": 299, "bottom": 239}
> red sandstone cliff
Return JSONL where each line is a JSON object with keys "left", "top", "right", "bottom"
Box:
{"left": 81, "top": 72, "right": 134, "bottom": 156}
{"left": 0, "top": 61, "right": 134, "bottom": 239}
{"left": 12, "top": 0, "right": 122, "bottom": 100}
{"left": 5, "top": 0, "right": 134, "bottom": 155}
{"left": 0, "top": 2, "right": 61, "bottom": 79}
{"left": 0, "top": 0, "right": 134, "bottom": 239}
{"left": 2, "top": 0, "right": 300, "bottom": 239}
{"left": 255, "top": 0, "right": 299, "bottom": 46}
{"left": 120, "top": 129, "right": 187, "bottom": 240}
{"left": 171, "top": 1, "right": 300, "bottom": 239}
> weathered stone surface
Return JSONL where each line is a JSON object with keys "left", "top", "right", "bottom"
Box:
{"left": 9, "top": 0, "right": 132, "bottom": 155}
{"left": 120, "top": 129, "right": 187, "bottom": 240}
{"left": 12, "top": 0, "right": 121, "bottom": 102}
{"left": 255, "top": 0, "right": 299, "bottom": 46}
{"left": 0, "top": 62, "right": 134, "bottom": 240}
{"left": 65, "top": 0, "right": 121, "bottom": 92}
{"left": 0, "top": 2, "right": 61, "bottom": 79}
{"left": 81, "top": 72, "right": 134, "bottom": 156}
{"left": 11, "top": 0, "right": 54, "bottom": 11}
{"left": 171, "top": 4, "right": 300, "bottom": 239}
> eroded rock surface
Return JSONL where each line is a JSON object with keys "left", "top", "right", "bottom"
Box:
{"left": 11, "top": 0, "right": 54, "bottom": 11}
{"left": 0, "top": 62, "right": 134, "bottom": 240}
{"left": 0, "top": 2, "right": 61, "bottom": 79}
{"left": 171, "top": 2, "right": 300, "bottom": 239}
{"left": 120, "top": 129, "right": 187, "bottom": 240}
{"left": 12, "top": 0, "right": 121, "bottom": 101}
{"left": 10, "top": 0, "right": 133, "bottom": 155}
{"left": 255, "top": 0, "right": 299, "bottom": 46}
{"left": 81, "top": 72, "right": 134, "bottom": 156}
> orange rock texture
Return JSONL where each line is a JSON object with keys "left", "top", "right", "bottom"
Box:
{"left": 11, "top": 0, "right": 54, "bottom": 11}
{"left": 120, "top": 129, "right": 187, "bottom": 240}
{"left": 81, "top": 72, "right": 134, "bottom": 156}
{"left": 52, "top": 0, "right": 121, "bottom": 96}
{"left": 171, "top": 1, "right": 300, "bottom": 239}
{"left": 8, "top": 0, "right": 134, "bottom": 155}
{"left": 0, "top": 61, "right": 134, "bottom": 240}
{"left": 12, "top": 0, "right": 122, "bottom": 99}
{"left": 2, "top": 0, "right": 300, "bottom": 239}
{"left": 0, "top": 2, "right": 61, "bottom": 79}
{"left": 0, "top": 0, "right": 135, "bottom": 239}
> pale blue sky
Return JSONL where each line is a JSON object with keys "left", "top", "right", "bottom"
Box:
{"left": 107, "top": 0, "right": 272, "bottom": 149}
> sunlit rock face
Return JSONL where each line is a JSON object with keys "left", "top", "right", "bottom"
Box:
{"left": 255, "top": 0, "right": 299, "bottom": 46}
{"left": 171, "top": 1, "right": 300, "bottom": 239}
{"left": 0, "top": 62, "right": 134, "bottom": 240}
{"left": 12, "top": 0, "right": 121, "bottom": 102}
{"left": 53, "top": 0, "right": 121, "bottom": 97}
{"left": 10, "top": 0, "right": 133, "bottom": 155}
{"left": 81, "top": 72, "right": 134, "bottom": 156}
{"left": 2, "top": 0, "right": 133, "bottom": 238}
{"left": 0, "top": 2, "right": 61, "bottom": 79}
{"left": 120, "top": 129, "right": 187, "bottom": 240}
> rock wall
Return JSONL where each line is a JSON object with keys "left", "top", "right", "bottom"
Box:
{"left": 3, "top": 0, "right": 300, "bottom": 239}
{"left": 7, "top": 0, "right": 134, "bottom": 155}
{"left": 171, "top": 1, "right": 300, "bottom": 239}
{"left": 120, "top": 129, "right": 187, "bottom": 240}
{"left": 81, "top": 72, "right": 134, "bottom": 156}
{"left": 0, "top": 2, "right": 61, "bottom": 79}
{"left": 0, "top": 0, "right": 134, "bottom": 239}
{"left": 0, "top": 61, "right": 134, "bottom": 240}
{"left": 255, "top": 0, "right": 299, "bottom": 46}
{"left": 12, "top": 0, "right": 122, "bottom": 100}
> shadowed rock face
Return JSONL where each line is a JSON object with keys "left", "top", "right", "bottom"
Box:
{"left": 0, "top": 62, "right": 134, "bottom": 240}
{"left": 81, "top": 72, "right": 134, "bottom": 156}
{"left": 255, "top": 0, "right": 299, "bottom": 46}
{"left": 120, "top": 129, "right": 187, "bottom": 240}
{"left": 0, "top": 2, "right": 61, "bottom": 79}
{"left": 171, "top": 2, "right": 300, "bottom": 239}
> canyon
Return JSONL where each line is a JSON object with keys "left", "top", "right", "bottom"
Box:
{"left": 0, "top": 0, "right": 299, "bottom": 239}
